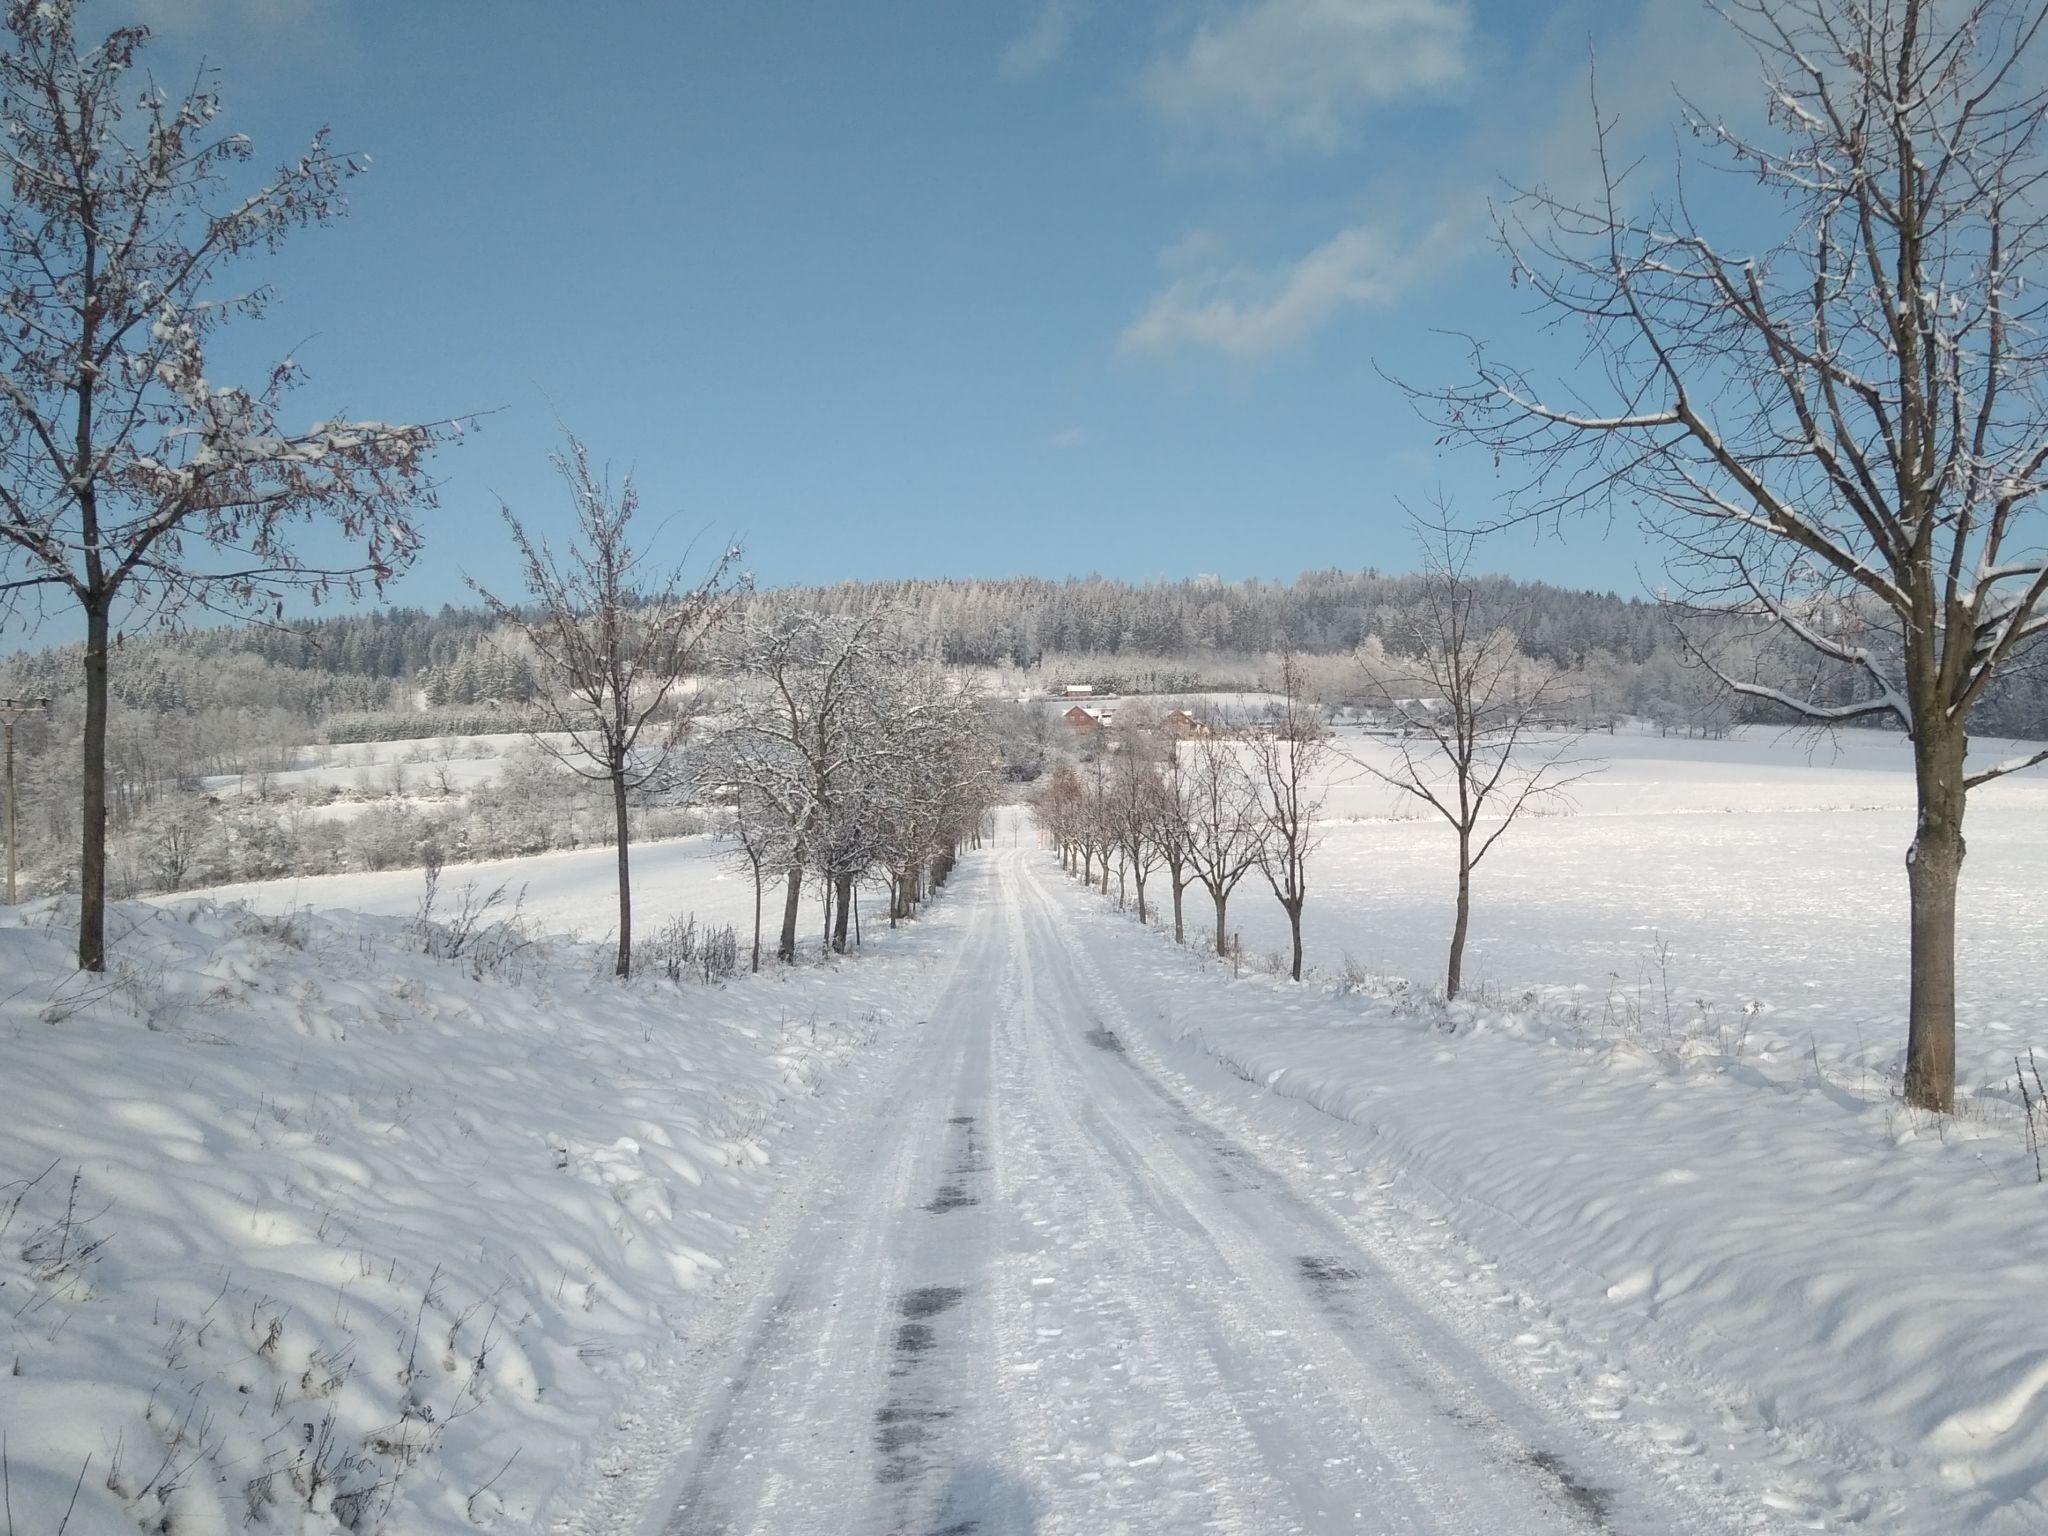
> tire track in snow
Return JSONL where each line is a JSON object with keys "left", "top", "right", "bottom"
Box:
{"left": 1011, "top": 846, "right": 1756, "bottom": 1535}
{"left": 1007, "top": 843, "right": 1761, "bottom": 1536}
{"left": 623, "top": 845, "right": 1753, "bottom": 1534}
{"left": 653, "top": 861, "right": 1027, "bottom": 1536}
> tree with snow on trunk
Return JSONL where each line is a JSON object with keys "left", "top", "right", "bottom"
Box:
{"left": 0, "top": 2, "right": 458, "bottom": 970}
{"left": 1418, "top": 0, "right": 2048, "bottom": 1110}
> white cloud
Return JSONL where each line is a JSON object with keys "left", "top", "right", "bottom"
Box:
{"left": 1117, "top": 0, "right": 1761, "bottom": 363}
{"left": 1142, "top": 0, "right": 1469, "bottom": 152}
{"left": 1048, "top": 426, "right": 1090, "bottom": 450}
{"left": 1119, "top": 223, "right": 1423, "bottom": 361}
{"left": 120, "top": 0, "right": 364, "bottom": 79}
{"left": 1003, "top": 0, "right": 1089, "bottom": 78}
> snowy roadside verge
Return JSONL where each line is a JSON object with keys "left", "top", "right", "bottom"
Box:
{"left": 1044, "top": 857, "right": 2048, "bottom": 1534}
{"left": 0, "top": 891, "right": 958, "bottom": 1535}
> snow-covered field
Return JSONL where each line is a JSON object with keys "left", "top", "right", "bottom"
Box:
{"left": 1206, "top": 725, "right": 2048, "bottom": 1090}
{"left": 0, "top": 891, "right": 966, "bottom": 1534}
{"left": 1038, "top": 822, "right": 2048, "bottom": 1533}
{"left": 10, "top": 728, "right": 2048, "bottom": 1535}
{"left": 186, "top": 833, "right": 764, "bottom": 946}
{"left": 197, "top": 734, "right": 541, "bottom": 799}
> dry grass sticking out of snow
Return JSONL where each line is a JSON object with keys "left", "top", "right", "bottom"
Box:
{"left": 0, "top": 895, "right": 932, "bottom": 1535}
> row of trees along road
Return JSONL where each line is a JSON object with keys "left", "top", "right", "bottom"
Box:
{"left": 1033, "top": 553, "right": 1591, "bottom": 1002}
{"left": 706, "top": 611, "right": 1002, "bottom": 971}
{"left": 1418, "top": 0, "right": 2048, "bottom": 1111}
{"left": 0, "top": 5, "right": 992, "bottom": 985}
{"left": 472, "top": 499, "right": 1001, "bottom": 981}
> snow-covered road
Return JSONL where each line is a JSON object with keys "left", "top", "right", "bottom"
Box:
{"left": 611, "top": 843, "right": 1743, "bottom": 1536}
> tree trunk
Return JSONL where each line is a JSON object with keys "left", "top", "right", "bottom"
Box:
{"left": 1446, "top": 828, "right": 1472, "bottom": 1002}
{"left": 1170, "top": 868, "right": 1185, "bottom": 945}
{"left": 1081, "top": 847, "right": 1092, "bottom": 884}
{"left": 1133, "top": 870, "right": 1148, "bottom": 925}
{"left": 1285, "top": 896, "right": 1304, "bottom": 981}
{"left": 1212, "top": 887, "right": 1229, "bottom": 957}
{"left": 78, "top": 600, "right": 110, "bottom": 972}
{"left": 611, "top": 768, "right": 632, "bottom": 977}
{"left": 777, "top": 861, "right": 803, "bottom": 962}
{"left": 1904, "top": 726, "right": 1967, "bottom": 1112}
{"left": 750, "top": 857, "right": 762, "bottom": 973}
{"left": 832, "top": 870, "right": 854, "bottom": 953}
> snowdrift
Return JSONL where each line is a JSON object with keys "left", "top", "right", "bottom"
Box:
{"left": 0, "top": 898, "right": 925, "bottom": 1534}
{"left": 1060, "top": 878, "right": 2048, "bottom": 1532}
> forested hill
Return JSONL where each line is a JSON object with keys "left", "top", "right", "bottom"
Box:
{"left": 3, "top": 568, "right": 2045, "bottom": 740}
{"left": 2, "top": 567, "right": 1676, "bottom": 699}
{"left": 743, "top": 572, "right": 1671, "bottom": 669}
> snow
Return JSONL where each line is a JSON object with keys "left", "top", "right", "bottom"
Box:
{"left": 9, "top": 724, "right": 2048, "bottom": 1534}
{"left": 1059, "top": 871, "right": 2048, "bottom": 1530}
{"left": 1217, "top": 724, "right": 2048, "bottom": 1089}
{"left": 1031, "top": 712, "right": 2048, "bottom": 1529}
{"left": 562, "top": 846, "right": 1727, "bottom": 1536}
{"left": 183, "top": 831, "right": 762, "bottom": 942}
{"left": 0, "top": 891, "right": 955, "bottom": 1534}
{"left": 196, "top": 734, "right": 538, "bottom": 799}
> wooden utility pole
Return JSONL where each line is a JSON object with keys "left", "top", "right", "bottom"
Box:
{"left": 1, "top": 696, "right": 51, "bottom": 904}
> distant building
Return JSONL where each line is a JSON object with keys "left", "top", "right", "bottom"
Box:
{"left": 1161, "top": 708, "right": 1210, "bottom": 739}
{"left": 1061, "top": 683, "right": 1096, "bottom": 699}
{"left": 1063, "top": 704, "right": 1114, "bottom": 733}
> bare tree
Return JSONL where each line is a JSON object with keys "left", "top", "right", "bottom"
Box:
{"left": 1154, "top": 743, "right": 1196, "bottom": 944}
{"left": 1034, "top": 761, "right": 1087, "bottom": 873}
{"left": 1357, "top": 526, "right": 1597, "bottom": 1000}
{"left": 1247, "top": 654, "right": 1330, "bottom": 981}
{"left": 1106, "top": 746, "right": 1165, "bottom": 925}
{"left": 1182, "top": 730, "right": 1265, "bottom": 958}
{"left": 716, "top": 781, "right": 788, "bottom": 974}
{"left": 1421, "top": 0, "right": 2048, "bottom": 1109}
{"left": 717, "top": 611, "right": 897, "bottom": 962}
{"left": 844, "top": 661, "right": 990, "bottom": 940}
{"left": 0, "top": 5, "right": 454, "bottom": 969}
{"left": 471, "top": 434, "right": 742, "bottom": 977}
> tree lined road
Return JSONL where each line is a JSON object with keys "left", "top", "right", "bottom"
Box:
{"left": 628, "top": 844, "right": 1732, "bottom": 1535}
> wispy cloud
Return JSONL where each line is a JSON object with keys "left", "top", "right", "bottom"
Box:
{"left": 1047, "top": 426, "right": 1090, "bottom": 450}
{"left": 1003, "top": 0, "right": 1090, "bottom": 78}
{"left": 1119, "top": 222, "right": 1442, "bottom": 361}
{"left": 1120, "top": 0, "right": 1757, "bottom": 364}
{"left": 1142, "top": 0, "right": 1470, "bottom": 153}
{"left": 141, "top": 0, "right": 361, "bottom": 68}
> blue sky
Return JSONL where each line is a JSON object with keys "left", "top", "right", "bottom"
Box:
{"left": 113, "top": 0, "right": 1761, "bottom": 611}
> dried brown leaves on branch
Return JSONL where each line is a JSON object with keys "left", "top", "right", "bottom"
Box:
{"left": 0, "top": 1, "right": 464, "bottom": 968}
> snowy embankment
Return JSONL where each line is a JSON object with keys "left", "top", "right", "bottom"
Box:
{"left": 0, "top": 893, "right": 950, "bottom": 1534}
{"left": 1040, "top": 821, "right": 2048, "bottom": 1528}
